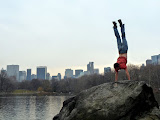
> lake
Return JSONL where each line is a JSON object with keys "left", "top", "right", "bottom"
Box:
{"left": 0, "top": 95, "right": 70, "bottom": 120}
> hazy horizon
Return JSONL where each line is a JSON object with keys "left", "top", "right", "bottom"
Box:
{"left": 0, "top": 0, "right": 160, "bottom": 76}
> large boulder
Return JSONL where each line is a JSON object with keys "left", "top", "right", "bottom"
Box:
{"left": 53, "top": 80, "right": 160, "bottom": 120}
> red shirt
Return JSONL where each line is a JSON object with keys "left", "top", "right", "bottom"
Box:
{"left": 115, "top": 57, "right": 127, "bottom": 72}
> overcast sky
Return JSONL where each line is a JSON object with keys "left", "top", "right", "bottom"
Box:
{"left": 0, "top": 0, "right": 160, "bottom": 76}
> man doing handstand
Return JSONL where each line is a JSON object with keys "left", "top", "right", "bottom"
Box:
{"left": 113, "top": 19, "right": 130, "bottom": 82}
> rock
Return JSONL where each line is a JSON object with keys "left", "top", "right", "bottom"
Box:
{"left": 138, "top": 107, "right": 160, "bottom": 120}
{"left": 53, "top": 80, "right": 159, "bottom": 120}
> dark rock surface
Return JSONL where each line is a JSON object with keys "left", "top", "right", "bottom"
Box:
{"left": 53, "top": 80, "right": 160, "bottom": 120}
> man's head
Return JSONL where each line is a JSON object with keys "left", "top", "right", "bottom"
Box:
{"left": 114, "top": 63, "right": 120, "bottom": 71}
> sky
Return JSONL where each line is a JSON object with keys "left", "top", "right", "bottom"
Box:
{"left": 0, "top": 0, "right": 160, "bottom": 77}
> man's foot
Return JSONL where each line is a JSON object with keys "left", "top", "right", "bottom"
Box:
{"left": 118, "top": 19, "right": 123, "bottom": 27}
{"left": 113, "top": 21, "right": 117, "bottom": 28}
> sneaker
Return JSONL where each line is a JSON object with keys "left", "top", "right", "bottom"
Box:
{"left": 118, "top": 19, "right": 123, "bottom": 27}
{"left": 113, "top": 21, "right": 117, "bottom": 28}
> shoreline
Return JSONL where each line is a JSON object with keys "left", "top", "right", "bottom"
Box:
{"left": 0, "top": 92, "right": 75, "bottom": 96}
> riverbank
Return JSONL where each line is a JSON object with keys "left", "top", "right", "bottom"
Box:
{"left": 0, "top": 89, "right": 74, "bottom": 96}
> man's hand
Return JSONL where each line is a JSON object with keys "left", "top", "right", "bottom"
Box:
{"left": 115, "top": 72, "right": 118, "bottom": 82}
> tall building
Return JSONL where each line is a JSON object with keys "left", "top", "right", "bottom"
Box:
{"left": 151, "top": 55, "right": 159, "bottom": 65}
{"left": 75, "top": 69, "right": 83, "bottom": 77}
{"left": 46, "top": 73, "right": 50, "bottom": 80}
{"left": 31, "top": 74, "right": 37, "bottom": 80}
{"left": 84, "top": 71, "right": 89, "bottom": 75}
{"left": 87, "top": 62, "right": 94, "bottom": 74}
{"left": 146, "top": 59, "right": 152, "bottom": 66}
{"left": 158, "top": 54, "right": 160, "bottom": 65}
{"left": 7, "top": 65, "right": 19, "bottom": 81}
{"left": 37, "top": 66, "right": 47, "bottom": 80}
{"left": 140, "top": 64, "right": 145, "bottom": 69}
{"left": 27, "top": 69, "right": 31, "bottom": 80}
{"left": 65, "top": 69, "right": 73, "bottom": 78}
{"left": 104, "top": 67, "right": 111, "bottom": 73}
{"left": 57, "top": 73, "right": 61, "bottom": 80}
{"left": 94, "top": 69, "right": 99, "bottom": 74}
{"left": 64, "top": 76, "right": 67, "bottom": 79}
{"left": 52, "top": 76, "right": 58, "bottom": 80}
{"left": 19, "top": 71, "right": 26, "bottom": 82}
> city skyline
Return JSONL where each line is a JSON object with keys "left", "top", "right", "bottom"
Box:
{"left": 2, "top": 52, "right": 158, "bottom": 79}
{"left": 3, "top": 52, "right": 159, "bottom": 77}
{"left": 0, "top": 0, "right": 160, "bottom": 76}
{"left": 2, "top": 62, "right": 105, "bottom": 79}
{"left": 0, "top": 58, "right": 154, "bottom": 77}
{"left": 1, "top": 52, "right": 160, "bottom": 81}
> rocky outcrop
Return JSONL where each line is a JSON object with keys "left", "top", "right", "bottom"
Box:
{"left": 53, "top": 80, "right": 160, "bottom": 120}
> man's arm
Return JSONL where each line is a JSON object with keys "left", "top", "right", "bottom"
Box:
{"left": 115, "top": 72, "right": 118, "bottom": 82}
{"left": 125, "top": 68, "right": 130, "bottom": 80}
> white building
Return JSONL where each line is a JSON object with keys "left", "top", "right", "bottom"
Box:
{"left": 7, "top": 65, "right": 19, "bottom": 81}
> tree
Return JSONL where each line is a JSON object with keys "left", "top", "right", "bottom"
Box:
{"left": 37, "top": 87, "right": 43, "bottom": 92}
{"left": 0, "top": 73, "right": 17, "bottom": 92}
{"left": 30, "top": 79, "right": 42, "bottom": 91}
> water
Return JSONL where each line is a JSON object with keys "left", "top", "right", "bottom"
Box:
{"left": 1, "top": 94, "right": 159, "bottom": 120}
{"left": 0, "top": 95, "right": 70, "bottom": 120}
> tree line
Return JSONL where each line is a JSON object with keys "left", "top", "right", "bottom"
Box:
{"left": 0, "top": 64, "right": 160, "bottom": 94}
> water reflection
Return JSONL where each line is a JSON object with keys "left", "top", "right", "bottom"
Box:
{"left": 0, "top": 96, "right": 70, "bottom": 120}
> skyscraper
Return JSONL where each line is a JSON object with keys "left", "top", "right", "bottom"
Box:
{"left": 52, "top": 76, "right": 58, "bottom": 80}
{"left": 140, "top": 64, "right": 145, "bottom": 70}
{"left": 146, "top": 59, "right": 152, "bottom": 66}
{"left": 46, "top": 73, "right": 50, "bottom": 80}
{"left": 94, "top": 69, "right": 99, "bottom": 74}
{"left": 57, "top": 73, "right": 61, "bottom": 80}
{"left": 27, "top": 69, "right": 31, "bottom": 80}
{"left": 19, "top": 71, "right": 26, "bottom": 82}
{"left": 104, "top": 67, "right": 111, "bottom": 74}
{"left": 7, "top": 65, "right": 19, "bottom": 81}
{"left": 158, "top": 54, "right": 160, "bottom": 65}
{"left": 37, "top": 66, "right": 47, "bottom": 80}
{"left": 75, "top": 69, "right": 83, "bottom": 77}
{"left": 151, "top": 55, "right": 158, "bottom": 65}
{"left": 87, "top": 62, "right": 94, "bottom": 74}
{"left": 65, "top": 69, "right": 73, "bottom": 78}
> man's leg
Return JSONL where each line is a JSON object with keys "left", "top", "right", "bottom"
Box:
{"left": 121, "top": 24, "right": 128, "bottom": 46}
{"left": 118, "top": 20, "right": 128, "bottom": 52}
{"left": 113, "top": 21, "right": 122, "bottom": 52}
{"left": 121, "top": 24, "right": 128, "bottom": 52}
